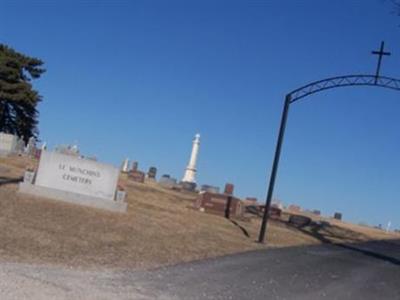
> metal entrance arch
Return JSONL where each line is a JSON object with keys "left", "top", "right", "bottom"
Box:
{"left": 258, "top": 74, "right": 400, "bottom": 243}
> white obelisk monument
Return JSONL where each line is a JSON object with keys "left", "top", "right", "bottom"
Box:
{"left": 182, "top": 133, "right": 200, "bottom": 183}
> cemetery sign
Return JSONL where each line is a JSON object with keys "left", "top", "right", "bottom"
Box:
{"left": 35, "top": 151, "right": 118, "bottom": 201}
{"left": 19, "top": 150, "right": 127, "bottom": 212}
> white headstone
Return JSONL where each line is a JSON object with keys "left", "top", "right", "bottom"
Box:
{"left": 35, "top": 151, "right": 119, "bottom": 201}
{"left": 0, "top": 132, "right": 19, "bottom": 155}
{"left": 16, "top": 137, "right": 25, "bottom": 154}
{"left": 121, "top": 158, "right": 130, "bottom": 173}
{"left": 25, "top": 136, "right": 37, "bottom": 155}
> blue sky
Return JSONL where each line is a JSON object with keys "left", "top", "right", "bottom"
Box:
{"left": 1, "top": 0, "right": 400, "bottom": 229}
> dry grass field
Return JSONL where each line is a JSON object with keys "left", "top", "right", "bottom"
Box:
{"left": 0, "top": 155, "right": 398, "bottom": 270}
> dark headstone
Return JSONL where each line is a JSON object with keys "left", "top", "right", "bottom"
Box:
{"left": 289, "top": 214, "right": 312, "bottom": 227}
{"left": 334, "top": 212, "right": 342, "bottom": 220}
{"left": 132, "top": 161, "right": 138, "bottom": 172}
{"left": 147, "top": 167, "right": 157, "bottom": 179}
{"left": 312, "top": 210, "right": 321, "bottom": 216}
{"left": 224, "top": 183, "right": 234, "bottom": 195}
{"left": 195, "top": 192, "right": 243, "bottom": 217}
{"left": 245, "top": 205, "right": 261, "bottom": 216}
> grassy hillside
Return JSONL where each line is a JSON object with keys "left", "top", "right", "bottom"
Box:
{"left": 0, "top": 156, "right": 397, "bottom": 270}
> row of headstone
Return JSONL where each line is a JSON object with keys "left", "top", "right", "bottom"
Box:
{"left": 0, "top": 132, "right": 45, "bottom": 159}
{"left": 121, "top": 158, "right": 157, "bottom": 180}
{"left": 123, "top": 160, "right": 145, "bottom": 183}
{"left": 55, "top": 144, "right": 79, "bottom": 156}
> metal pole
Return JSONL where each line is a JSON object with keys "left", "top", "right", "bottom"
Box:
{"left": 225, "top": 195, "right": 232, "bottom": 219}
{"left": 258, "top": 94, "right": 292, "bottom": 243}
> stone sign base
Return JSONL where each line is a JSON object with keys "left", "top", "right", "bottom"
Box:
{"left": 18, "top": 182, "right": 127, "bottom": 213}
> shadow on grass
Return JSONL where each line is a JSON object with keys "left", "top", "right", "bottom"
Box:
{"left": 229, "top": 219, "right": 250, "bottom": 238}
{"left": 285, "top": 219, "right": 400, "bottom": 267}
{"left": 0, "top": 176, "right": 23, "bottom": 186}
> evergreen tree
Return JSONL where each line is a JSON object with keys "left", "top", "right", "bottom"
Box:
{"left": 0, "top": 44, "right": 45, "bottom": 142}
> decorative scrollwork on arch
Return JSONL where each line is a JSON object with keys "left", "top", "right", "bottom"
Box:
{"left": 288, "top": 75, "right": 400, "bottom": 103}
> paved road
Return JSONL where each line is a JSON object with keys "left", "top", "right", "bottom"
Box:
{"left": 0, "top": 243, "right": 399, "bottom": 299}
{"left": 138, "top": 242, "right": 400, "bottom": 300}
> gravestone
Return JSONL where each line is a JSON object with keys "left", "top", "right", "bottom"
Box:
{"left": 159, "top": 175, "right": 177, "bottom": 189}
{"left": 25, "top": 137, "right": 37, "bottom": 156}
{"left": 55, "top": 144, "right": 80, "bottom": 156}
{"left": 147, "top": 167, "right": 157, "bottom": 179}
{"left": 334, "top": 212, "right": 342, "bottom": 220}
{"left": 180, "top": 181, "right": 196, "bottom": 191}
{"left": 19, "top": 150, "right": 127, "bottom": 212}
{"left": 244, "top": 197, "right": 257, "bottom": 206}
{"left": 128, "top": 170, "right": 145, "bottom": 183}
{"left": 16, "top": 137, "right": 25, "bottom": 154}
{"left": 200, "top": 184, "right": 220, "bottom": 194}
{"left": 224, "top": 183, "right": 234, "bottom": 195}
{"left": 131, "top": 161, "right": 138, "bottom": 172}
{"left": 194, "top": 192, "right": 243, "bottom": 217}
{"left": 0, "top": 132, "right": 22, "bottom": 155}
{"left": 289, "top": 214, "right": 311, "bottom": 227}
{"left": 269, "top": 206, "right": 282, "bottom": 218}
{"left": 245, "top": 205, "right": 262, "bottom": 217}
